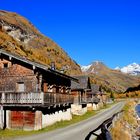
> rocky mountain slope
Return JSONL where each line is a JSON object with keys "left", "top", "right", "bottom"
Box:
{"left": 81, "top": 62, "right": 140, "bottom": 93}
{"left": 0, "top": 10, "right": 139, "bottom": 93}
{"left": 0, "top": 10, "right": 82, "bottom": 75}
{"left": 115, "top": 63, "right": 140, "bottom": 76}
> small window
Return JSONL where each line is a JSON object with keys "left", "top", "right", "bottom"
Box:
{"left": 16, "top": 82, "right": 25, "bottom": 92}
{"left": 3, "top": 63, "right": 8, "bottom": 68}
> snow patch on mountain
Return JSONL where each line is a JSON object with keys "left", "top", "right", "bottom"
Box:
{"left": 115, "top": 63, "right": 140, "bottom": 75}
{"left": 114, "top": 66, "right": 121, "bottom": 70}
{"left": 81, "top": 64, "right": 92, "bottom": 72}
{"left": 81, "top": 61, "right": 105, "bottom": 73}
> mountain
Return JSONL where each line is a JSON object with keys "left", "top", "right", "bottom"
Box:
{"left": 81, "top": 61, "right": 108, "bottom": 74}
{"left": 115, "top": 63, "right": 140, "bottom": 76}
{"left": 81, "top": 61, "right": 140, "bottom": 93}
{"left": 125, "top": 84, "right": 140, "bottom": 93}
{"left": 0, "top": 10, "right": 82, "bottom": 75}
{"left": 1, "top": 10, "right": 139, "bottom": 93}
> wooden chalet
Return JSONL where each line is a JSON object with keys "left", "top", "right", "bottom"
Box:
{"left": 0, "top": 49, "right": 77, "bottom": 130}
{"left": 91, "top": 84, "right": 107, "bottom": 105}
{"left": 90, "top": 84, "right": 100, "bottom": 104}
{"left": 91, "top": 84, "right": 100, "bottom": 95}
{"left": 71, "top": 76, "right": 100, "bottom": 105}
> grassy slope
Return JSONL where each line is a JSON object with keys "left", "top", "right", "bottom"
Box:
{"left": 89, "top": 64, "right": 140, "bottom": 93}
{"left": 0, "top": 10, "right": 81, "bottom": 75}
{"left": 111, "top": 100, "right": 139, "bottom": 140}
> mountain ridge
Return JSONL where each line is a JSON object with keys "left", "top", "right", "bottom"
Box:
{"left": 81, "top": 61, "right": 140, "bottom": 93}
{"left": 115, "top": 63, "right": 140, "bottom": 76}
{"left": 0, "top": 10, "right": 82, "bottom": 75}
{"left": 0, "top": 10, "right": 139, "bottom": 93}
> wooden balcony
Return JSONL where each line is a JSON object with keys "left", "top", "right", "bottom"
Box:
{"left": 79, "top": 97, "right": 100, "bottom": 104}
{"left": 73, "top": 96, "right": 100, "bottom": 104}
{"left": 0, "top": 92, "right": 74, "bottom": 106}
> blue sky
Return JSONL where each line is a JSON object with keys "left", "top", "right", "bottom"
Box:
{"left": 1, "top": 0, "right": 140, "bottom": 68}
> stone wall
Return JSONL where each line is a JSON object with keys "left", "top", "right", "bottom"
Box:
{"left": 0, "top": 106, "right": 4, "bottom": 129}
{"left": 93, "top": 103, "right": 99, "bottom": 110}
{"left": 42, "top": 109, "right": 72, "bottom": 128}
{"left": 71, "top": 104, "right": 87, "bottom": 115}
{"left": 34, "top": 111, "right": 42, "bottom": 130}
{"left": 0, "top": 109, "right": 10, "bottom": 130}
{"left": 71, "top": 103, "right": 100, "bottom": 116}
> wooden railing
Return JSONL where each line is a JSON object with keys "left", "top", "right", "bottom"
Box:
{"left": 0, "top": 92, "right": 99, "bottom": 106}
{"left": 0, "top": 92, "right": 74, "bottom": 106}
{"left": 81, "top": 97, "right": 100, "bottom": 104}
{"left": 0, "top": 92, "right": 43, "bottom": 104}
{"left": 73, "top": 96, "right": 100, "bottom": 104}
{"left": 43, "top": 92, "right": 74, "bottom": 104}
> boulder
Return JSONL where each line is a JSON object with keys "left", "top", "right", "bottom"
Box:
{"left": 135, "top": 127, "right": 140, "bottom": 136}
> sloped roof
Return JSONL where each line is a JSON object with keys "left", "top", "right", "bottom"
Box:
{"left": 0, "top": 49, "right": 50, "bottom": 70}
{"left": 91, "top": 84, "right": 100, "bottom": 94}
{"left": 0, "top": 49, "right": 77, "bottom": 81}
{"left": 71, "top": 75, "right": 90, "bottom": 90}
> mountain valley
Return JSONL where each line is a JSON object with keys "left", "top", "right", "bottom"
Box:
{"left": 0, "top": 10, "right": 140, "bottom": 93}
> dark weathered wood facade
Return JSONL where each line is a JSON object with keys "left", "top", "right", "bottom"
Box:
{"left": 0, "top": 49, "right": 76, "bottom": 130}
{"left": 0, "top": 50, "right": 76, "bottom": 107}
{"left": 71, "top": 76, "right": 100, "bottom": 105}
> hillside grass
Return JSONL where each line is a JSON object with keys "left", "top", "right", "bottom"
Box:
{"left": 90, "top": 66, "right": 140, "bottom": 93}
{"left": 0, "top": 10, "right": 82, "bottom": 75}
{"left": 111, "top": 100, "right": 139, "bottom": 140}
{"left": 115, "top": 90, "right": 140, "bottom": 99}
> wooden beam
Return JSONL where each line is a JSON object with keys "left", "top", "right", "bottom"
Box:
{"left": 38, "top": 74, "right": 42, "bottom": 92}
{"left": 3, "top": 109, "right": 6, "bottom": 130}
{"left": 0, "top": 105, "right": 4, "bottom": 129}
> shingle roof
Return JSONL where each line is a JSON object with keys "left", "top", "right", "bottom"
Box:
{"left": 0, "top": 49, "right": 77, "bottom": 81}
{"left": 71, "top": 75, "right": 90, "bottom": 90}
{"left": 91, "top": 84, "right": 100, "bottom": 94}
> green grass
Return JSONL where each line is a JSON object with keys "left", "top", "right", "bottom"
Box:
{"left": 0, "top": 129, "right": 36, "bottom": 140}
{"left": 0, "top": 103, "right": 116, "bottom": 140}
{"left": 122, "top": 100, "right": 137, "bottom": 125}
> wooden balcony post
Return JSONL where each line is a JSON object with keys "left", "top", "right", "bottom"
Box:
{"left": 79, "top": 92, "right": 81, "bottom": 104}
{"left": 54, "top": 93, "right": 56, "bottom": 103}
{"left": 2, "top": 93, "right": 5, "bottom": 104}
{"left": 38, "top": 74, "right": 42, "bottom": 92}
{"left": 84, "top": 91, "right": 86, "bottom": 102}
{"left": 41, "top": 92, "right": 44, "bottom": 104}
{"left": 0, "top": 105, "right": 3, "bottom": 129}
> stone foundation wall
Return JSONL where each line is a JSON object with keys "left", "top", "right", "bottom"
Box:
{"left": 71, "top": 104, "right": 87, "bottom": 115}
{"left": 42, "top": 108, "right": 72, "bottom": 128}
{"left": 34, "top": 111, "right": 42, "bottom": 130}
{"left": 0, "top": 109, "right": 10, "bottom": 129}
{"left": 87, "top": 103, "right": 93, "bottom": 111}
{"left": 0, "top": 106, "right": 4, "bottom": 129}
{"left": 93, "top": 103, "right": 99, "bottom": 110}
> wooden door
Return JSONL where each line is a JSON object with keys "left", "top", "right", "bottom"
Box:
{"left": 11, "top": 111, "right": 23, "bottom": 129}
{"left": 10, "top": 111, "right": 35, "bottom": 130}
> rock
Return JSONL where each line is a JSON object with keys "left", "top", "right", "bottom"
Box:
{"left": 135, "top": 127, "right": 140, "bottom": 136}
{"left": 136, "top": 117, "right": 140, "bottom": 124}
